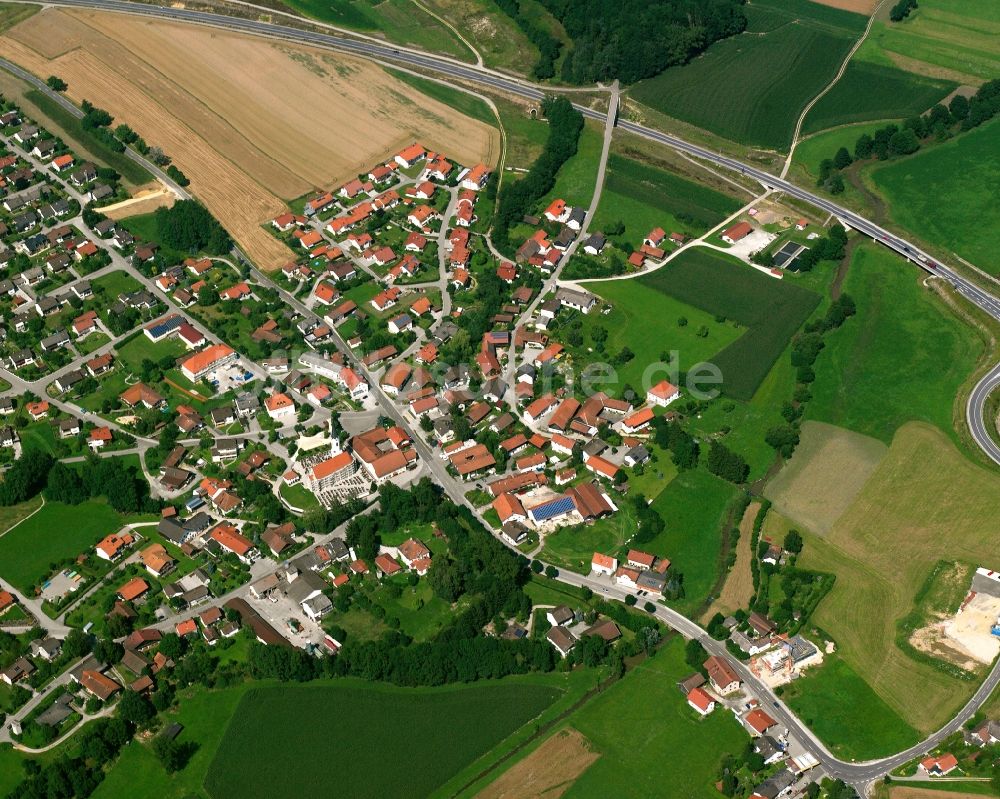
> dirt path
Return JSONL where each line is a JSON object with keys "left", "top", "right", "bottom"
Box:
{"left": 704, "top": 500, "right": 760, "bottom": 621}
{"left": 100, "top": 186, "right": 176, "bottom": 220}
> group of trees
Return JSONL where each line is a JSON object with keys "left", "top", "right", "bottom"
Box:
{"left": 534, "top": 0, "right": 746, "bottom": 84}
{"left": 651, "top": 415, "right": 699, "bottom": 470}
{"left": 818, "top": 79, "right": 1000, "bottom": 193}
{"left": 44, "top": 455, "right": 157, "bottom": 515}
{"left": 707, "top": 441, "right": 749, "bottom": 483}
{"left": 80, "top": 99, "right": 125, "bottom": 156}
{"left": 493, "top": 96, "right": 583, "bottom": 252}
{"left": 889, "top": 0, "right": 917, "bottom": 22}
{"left": 154, "top": 200, "right": 232, "bottom": 255}
{"left": 346, "top": 479, "right": 441, "bottom": 562}
{"left": 0, "top": 449, "right": 53, "bottom": 506}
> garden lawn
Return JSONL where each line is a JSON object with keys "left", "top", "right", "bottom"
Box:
{"left": 868, "top": 117, "right": 1000, "bottom": 274}
{"left": 556, "top": 637, "right": 745, "bottom": 798}
{"left": 569, "top": 277, "right": 742, "bottom": 398}
{"left": 638, "top": 248, "right": 820, "bottom": 401}
{"left": 648, "top": 469, "right": 740, "bottom": 616}
{"left": 204, "top": 680, "right": 560, "bottom": 799}
{"left": 629, "top": 0, "right": 865, "bottom": 149}
{"left": 804, "top": 244, "right": 982, "bottom": 441}
{"left": 0, "top": 499, "right": 137, "bottom": 591}
{"left": 801, "top": 61, "right": 954, "bottom": 135}
{"left": 116, "top": 331, "right": 189, "bottom": 373}
{"left": 781, "top": 654, "right": 921, "bottom": 760}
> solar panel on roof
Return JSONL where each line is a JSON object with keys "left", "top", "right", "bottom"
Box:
{"left": 529, "top": 496, "right": 576, "bottom": 522}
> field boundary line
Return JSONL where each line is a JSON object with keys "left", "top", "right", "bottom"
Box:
{"left": 781, "top": 0, "right": 888, "bottom": 179}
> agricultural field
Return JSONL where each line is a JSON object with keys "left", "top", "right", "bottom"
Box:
{"left": 764, "top": 421, "right": 888, "bottom": 535}
{"left": 705, "top": 500, "right": 760, "bottom": 620}
{"left": 639, "top": 248, "right": 820, "bottom": 401}
{"left": 277, "top": 0, "right": 471, "bottom": 61}
{"left": 204, "top": 680, "right": 561, "bottom": 798}
{"left": 628, "top": 0, "right": 867, "bottom": 149}
{"left": 475, "top": 638, "right": 746, "bottom": 798}
{"left": 804, "top": 245, "right": 983, "bottom": 440}
{"left": 780, "top": 654, "right": 921, "bottom": 759}
{"left": 857, "top": 0, "right": 1000, "bottom": 85}
{"left": 591, "top": 154, "right": 742, "bottom": 249}
{"left": 801, "top": 60, "right": 955, "bottom": 135}
{"left": 0, "top": 499, "right": 147, "bottom": 592}
{"left": 566, "top": 276, "right": 743, "bottom": 398}
{"left": 798, "top": 422, "right": 1000, "bottom": 732}
{"left": 868, "top": 117, "right": 1000, "bottom": 274}
{"left": 0, "top": 8, "right": 499, "bottom": 269}
{"left": 889, "top": 788, "right": 996, "bottom": 799}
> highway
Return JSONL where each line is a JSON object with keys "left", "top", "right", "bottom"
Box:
{"left": 4, "top": 0, "right": 1000, "bottom": 788}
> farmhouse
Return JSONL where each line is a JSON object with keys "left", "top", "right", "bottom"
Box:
{"left": 722, "top": 221, "right": 753, "bottom": 245}
{"left": 705, "top": 655, "right": 741, "bottom": 695}
{"left": 647, "top": 380, "right": 680, "bottom": 407}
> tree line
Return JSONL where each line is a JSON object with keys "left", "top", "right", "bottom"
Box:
{"left": 494, "top": 0, "right": 562, "bottom": 80}
{"left": 818, "top": 79, "right": 1000, "bottom": 194}
{"left": 493, "top": 96, "right": 583, "bottom": 253}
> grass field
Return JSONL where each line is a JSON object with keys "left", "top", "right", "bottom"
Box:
{"left": 204, "top": 681, "right": 560, "bottom": 798}
{"left": 422, "top": 0, "right": 538, "bottom": 74}
{"left": 572, "top": 276, "right": 743, "bottom": 398}
{"left": 799, "top": 422, "right": 1000, "bottom": 733}
{"left": 22, "top": 88, "right": 151, "bottom": 185}
{"left": 278, "top": 0, "right": 471, "bottom": 60}
{"left": 0, "top": 8, "right": 498, "bottom": 268}
{"left": 857, "top": 0, "right": 1000, "bottom": 85}
{"left": 792, "top": 121, "right": 890, "bottom": 182}
{"left": 805, "top": 245, "right": 983, "bottom": 440}
{"left": 387, "top": 68, "right": 496, "bottom": 126}
{"left": 868, "top": 117, "right": 1000, "bottom": 274}
{"left": 638, "top": 248, "right": 820, "bottom": 401}
{"left": 524, "top": 637, "right": 744, "bottom": 798}
{"left": 629, "top": 0, "right": 866, "bottom": 148}
{"left": 781, "top": 654, "right": 921, "bottom": 759}
{"left": 591, "top": 153, "right": 741, "bottom": 247}
{"left": 0, "top": 499, "right": 139, "bottom": 591}
{"left": 765, "top": 421, "right": 888, "bottom": 534}
{"left": 541, "top": 120, "right": 604, "bottom": 210}
{"left": 0, "top": 495, "right": 42, "bottom": 536}
{"left": 801, "top": 61, "right": 955, "bottom": 135}
{"left": 648, "top": 469, "right": 740, "bottom": 616}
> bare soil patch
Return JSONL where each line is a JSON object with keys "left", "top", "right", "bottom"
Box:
{"left": 810, "top": 0, "right": 880, "bottom": 13}
{"left": 475, "top": 728, "right": 599, "bottom": 799}
{"left": 100, "top": 186, "right": 175, "bottom": 220}
{"left": 0, "top": 8, "right": 499, "bottom": 269}
{"left": 891, "top": 787, "right": 990, "bottom": 799}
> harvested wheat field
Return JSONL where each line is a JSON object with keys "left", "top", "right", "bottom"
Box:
{"left": 0, "top": 8, "right": 499, "bottom": 268}
{"left": 704, "top": 501, "right": 760, "bottom": 621}
{"left": 476, "top": 729, "right": 599, "bottom": 799}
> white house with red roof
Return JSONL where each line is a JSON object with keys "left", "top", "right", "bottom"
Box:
{"left": 647, "top": 380, "right": 680, "bottom": 408}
